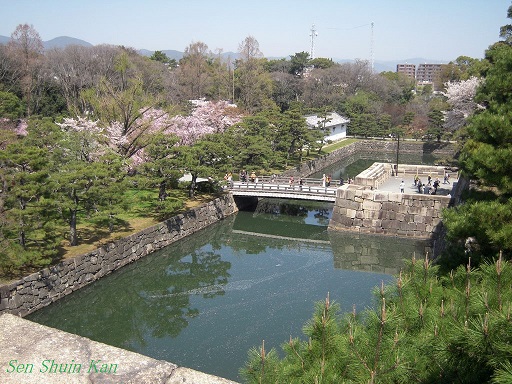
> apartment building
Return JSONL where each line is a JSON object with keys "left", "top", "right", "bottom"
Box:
{"left": 396, "top": 63, "right": 416, "bottom": 80}
{"left": 416, "top": 63, "right": 442, "bottom": 84}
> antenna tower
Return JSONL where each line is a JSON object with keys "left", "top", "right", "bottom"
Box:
{"left": 310, "top": 24, "right": 318, "bottom": 59}
{"left": 370, "top": 22, "right": 374, "bottom": 72}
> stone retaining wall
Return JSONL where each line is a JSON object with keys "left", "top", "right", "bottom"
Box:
{"left": 0, "top": 194, "right": 238, "bottom": 317}
{"left": 284, "top": 140, "right": 456, "bottom": 178}
{"left": 329, "top": 184, "right": 451, "bottom": 238}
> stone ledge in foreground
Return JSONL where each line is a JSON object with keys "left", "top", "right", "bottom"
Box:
{"left": 0, "top": 313, "right": 238, "bottom": 384}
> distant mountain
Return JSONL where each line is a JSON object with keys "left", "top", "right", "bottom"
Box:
{"left": 138, "top": 49, "right": 184, "bottom": 61}
{"left": 137, "top": 49, "right": 240, "bottom": 62}
{"left": 0, "top": 35, "right": 93, "bottom": 50}
{"left": 44, "top": 36, "right": 92, "bottom": 49}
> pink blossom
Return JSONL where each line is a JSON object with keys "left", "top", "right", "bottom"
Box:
{"left": 165, "top": 100, "right": 243, "bottom": 145}
{"left": 443, "top": 77, "right": 484, "bottom": 131}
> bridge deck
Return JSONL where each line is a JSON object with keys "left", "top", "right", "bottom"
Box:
{"left": 228, "top": 180, "right": 338, "bottom": 202}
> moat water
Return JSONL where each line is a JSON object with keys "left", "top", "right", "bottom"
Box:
{"left": 28, "top": 153, "right": 438, "bottom": 381}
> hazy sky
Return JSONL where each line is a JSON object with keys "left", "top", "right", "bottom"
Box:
{"left": 1, "top": 0, "right": 510, "bottom": 62}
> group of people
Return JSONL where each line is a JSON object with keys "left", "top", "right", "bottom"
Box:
{"left": 412, "top": 174, "right": 444, "bottom": 195}
{"left": 237, "top": 169, "right": 258, "bottom": 183}
{"left": 321, "top": 174, "right": 333, "bottom": 187}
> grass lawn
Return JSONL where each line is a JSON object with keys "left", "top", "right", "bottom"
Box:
{"left": 59, "top": 189, "right": 217, "bottom": 259}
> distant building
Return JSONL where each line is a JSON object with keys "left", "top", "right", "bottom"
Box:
{"left": 416, "top": 63, "right": 443, "bottom": 84}
{"left": 396, "top": 63, "right": 416, "bottom": 80}
{"left": 305, "top": 112, "right": 349, "bottom": 142}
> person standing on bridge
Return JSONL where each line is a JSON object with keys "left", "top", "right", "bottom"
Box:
{"left": 322, "top": 174, "right": 326, "bottom": 188}
{"left": 289, "top": 176, "right": 294, "bottom": 186}
{"left": 250, "top": 171, "right": 256, "bottom": 183}
{"left": 400, "top": 180, "right": 405, "bottom": 193}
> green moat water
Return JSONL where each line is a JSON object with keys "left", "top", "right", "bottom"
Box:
{"left": 28, "top": 153, "right": 438, "bottom": 381}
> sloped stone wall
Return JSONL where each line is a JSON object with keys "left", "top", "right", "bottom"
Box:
{"left": 329, "top": 184, "right": 450, "bottom": 238}
{"left": 0, "top": 194, "right": 238, "bottom": 317}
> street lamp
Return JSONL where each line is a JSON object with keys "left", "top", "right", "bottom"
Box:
{"left": 396, "top": 131, "right": 400, "bottom": 173}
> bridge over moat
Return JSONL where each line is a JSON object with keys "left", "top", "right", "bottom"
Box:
{"left": 227, "top": 176, "right": 338, "bottom": 202}
{"left": 227, "top": 163, "right": 463, "bottom": 241}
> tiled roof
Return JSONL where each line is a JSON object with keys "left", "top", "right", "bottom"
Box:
{"left": 305, "top": 112, "right": 350, "bottom": 128}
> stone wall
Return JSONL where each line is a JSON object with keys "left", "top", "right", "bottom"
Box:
{"left": 0, "top": 194, "right": 238, "bottom": 317}
{"left": 284, "top": 140, "right": 456, "bottom": 178}
{"left": 329, "top": 184, "right": 451, "bottom": 238}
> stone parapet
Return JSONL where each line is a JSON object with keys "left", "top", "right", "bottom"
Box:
{"left": 355, "top": 162, "right": 392, "bottom": 189}
{"left": 0, "top": 313, "right": 237, "bottom": 384}
{"left": 0, "top": 194, "right": 238, "bottom": 317}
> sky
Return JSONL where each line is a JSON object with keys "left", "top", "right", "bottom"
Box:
{"left": 1, "top": 0, "right": 511, "bottom": 62}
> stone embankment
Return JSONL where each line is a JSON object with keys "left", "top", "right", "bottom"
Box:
{"left": 0, "top": 194, "right": 238, "bottom": 317}
{"left": 285, "top": 139, "right": 456, "bottom": 178}
{"left": 329, "top": 184, "right": 450, "bottom": 238}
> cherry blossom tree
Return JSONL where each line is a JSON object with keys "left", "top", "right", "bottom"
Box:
{"left": 56, "top": 116, "right": 107, "bottom": 162}
{"left": 443, "top": 76, "right": 483, "bottom": 132}
{"left": 165, "top": 100, "right": 243, "bottom": 145}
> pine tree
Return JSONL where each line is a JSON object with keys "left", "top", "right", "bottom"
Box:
{"left": 241, "top": 254, "right": 512, "bottom": 383}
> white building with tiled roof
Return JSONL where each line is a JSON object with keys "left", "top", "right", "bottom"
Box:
{"left": 305, "top": 112, "right": 350, "bottom": 142}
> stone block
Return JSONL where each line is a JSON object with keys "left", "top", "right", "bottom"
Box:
{"left": 362, "top": 190, "right": 374, "bottom": 200}
{"left": 414, "top": 215, "right": 425, "bottom": 224}
{"left": 373, "top": 192, "right": 389, "bottom": 201}
{"left": 362, "top": 200, "right": 382, "bottom": 211}
{"left": 345, "top": 188, "right": 357, "bottom": 200}
{"left": 381, "top": 219, "right": 392, "bottom": 229}
{"left": 408, "top": 206, "right": 422, "bottom": 215}
{"left": 425, "top": 208, "right": 435, "bottom": 217}
{"left": 373, "top": 219, "right": 382, "bottom": 228}
{"left": 363, "top": 210, "right": 380, "bottom": 220}
{"left": 388, "top": 192, "right": 403, "bottom": 202}
{"left": 347, "top": 209, "right": 357, "bottom": 219}
{"left": 399, "top": 221, "right": 410, "bottom": 231}
{"left": 382, "top": 202, "right": 395, "bottom": 211}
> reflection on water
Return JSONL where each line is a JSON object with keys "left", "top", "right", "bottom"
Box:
{"left": 27, "top": 198, "right": 428, "bottom": 381}
{"left": 329, "top": 230, "right": 429, "bottom": 276}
